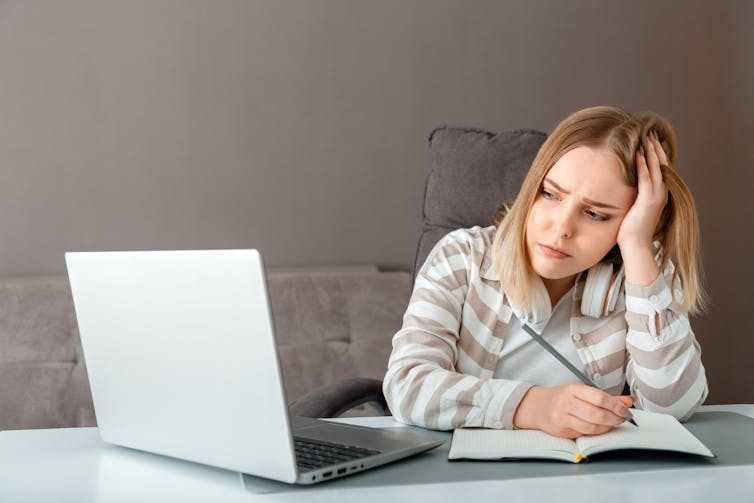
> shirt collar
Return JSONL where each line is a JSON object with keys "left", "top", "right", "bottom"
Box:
{"left": 483, "top": 245, "right": 589, "bottom": 324}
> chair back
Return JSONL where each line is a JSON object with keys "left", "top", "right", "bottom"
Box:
{"left": 413, "top": 126, "right": 547, "bottom": 278}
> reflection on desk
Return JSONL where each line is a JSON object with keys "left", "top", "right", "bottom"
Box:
{"left": 1, "top": 405, "right": 753, "bottom": 503}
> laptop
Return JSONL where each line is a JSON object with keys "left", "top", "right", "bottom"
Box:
{"left": 65, "top": 249, "right": 443, "bottom": 485}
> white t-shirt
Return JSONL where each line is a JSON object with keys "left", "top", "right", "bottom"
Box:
{"left": 493, "top": 288, "right": 585, "bottom": 386}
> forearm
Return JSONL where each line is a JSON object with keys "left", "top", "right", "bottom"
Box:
{"left": 621, "top": 242, "right": 660, "bottom": 287}
{"left": 384, "top": 364, "right": 531, "bottom": 431}
{"left": 384, "top": 329, "right": 532, "bottom": 430}
{"left": 625, "top": 341, "right": 707, "bottom": 421}
{"left": 624, "top": 270, "right": 708, "bottom": 420}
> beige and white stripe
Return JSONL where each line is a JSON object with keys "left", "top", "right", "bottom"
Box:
{"left": 383, "top": 226, "right": 707, "bottom": 431}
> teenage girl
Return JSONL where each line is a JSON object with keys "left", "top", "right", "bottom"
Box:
{"left": 383, "top": 106, "right": 707, "bottom": 439}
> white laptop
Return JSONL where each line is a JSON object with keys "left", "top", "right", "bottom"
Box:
{"left": 65, "top": 249, "right": 442, "bottom": 485}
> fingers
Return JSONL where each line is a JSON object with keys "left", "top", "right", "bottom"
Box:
{"left": 616, "top": 395, "right": 635, "bottom": 407}
{"left": 577, "top": 386, "right": 632, "bottom": 424}
{"left": 644, "top": 130, "right": 661, "bottom": 172}
{"left": 646, "top": 131, "right": 665, "bottom": 188}
{"left": 650, "top": 130, "right": 670, "bottom": 166}
{"left": 532, "top": 384, "right": 636, "bottom": 439}
{"left": 569, "top": 384, "right": 633, "bottom": 427}
{"left": 565, "top": 414, "right": 614, "bottom": 437}
{"left": 635, "top": 145, "right": 650, "bottom": 189}
{"left": 648, "top": 132, "right": 669, "bottom": 206}
{"left": 636, "top": 131, "right": 668, "bottom": 205}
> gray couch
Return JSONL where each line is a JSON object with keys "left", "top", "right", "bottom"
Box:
{"left": 0, "top": 268, "right": 411, "bottom": 430}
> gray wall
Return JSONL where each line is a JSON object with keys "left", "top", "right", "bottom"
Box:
{"left": 0, "top": 0, "right": 751, "bottom": 403}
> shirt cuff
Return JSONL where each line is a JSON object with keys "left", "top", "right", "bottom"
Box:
{"left": 625, "top": 273, "right": 673, "bottom": 314}
{"left": 483, "top": 381, "right": 534, "bottom": 429}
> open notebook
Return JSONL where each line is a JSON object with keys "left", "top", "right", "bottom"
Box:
{"left": 449, "top": 409, "right": 714, "bottom": 463}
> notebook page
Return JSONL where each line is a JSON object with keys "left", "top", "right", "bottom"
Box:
{"left": 575, "top": 409, "right": 714, "bottom": 457}
{"left": 449, "top": 428, "right": 577, "bottom": 460}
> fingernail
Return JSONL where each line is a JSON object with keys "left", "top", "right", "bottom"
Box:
{"left": 620, "top": 407, "right": 634, "bottom": 419}
{"left": 638, "top": 145, "right": 644, "bottom": 155}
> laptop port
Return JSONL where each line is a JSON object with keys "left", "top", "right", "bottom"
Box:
{"left": 322, "top": 471, "right": 333, "bottom": 478}
{"left": 337, "top": 468, "right": 346, "bottom": 475}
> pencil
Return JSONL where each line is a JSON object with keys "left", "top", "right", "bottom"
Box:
{"left": 521, "top": 324, "right": 638, "bottom": 427}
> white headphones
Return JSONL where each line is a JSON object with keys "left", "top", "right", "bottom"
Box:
{"left": 581, "top": 261, "right": 625, "bottom": 318}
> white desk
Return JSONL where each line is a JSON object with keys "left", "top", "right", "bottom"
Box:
{"left": 2, "top": 405, "right": 753, "bottom": 503}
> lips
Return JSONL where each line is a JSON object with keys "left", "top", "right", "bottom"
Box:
{"left": 538, "top": 243, "right": 571, "bottom": 258}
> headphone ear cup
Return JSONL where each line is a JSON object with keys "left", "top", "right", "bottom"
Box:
{"left": 582, "top": 263, "right": 613, "bottom": 318}
{"left": 605, "top": 263, "right": 625, "bottom": 314}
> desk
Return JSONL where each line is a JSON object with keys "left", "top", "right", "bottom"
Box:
{"left": 2, "top": 405, "right": 753, "bottom": 503}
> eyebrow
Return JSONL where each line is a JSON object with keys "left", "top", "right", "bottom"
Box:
{"left": 543, "top": 178, "right": 623, "bottom": 210}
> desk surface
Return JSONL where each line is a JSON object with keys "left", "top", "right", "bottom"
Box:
{"left": 2, "top": 405, "right": 753, "bottom": 503}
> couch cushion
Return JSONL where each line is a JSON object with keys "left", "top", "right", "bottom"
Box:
{"left": 414, "top": 126, "right": 547, "bottom": 276}
{"left": 268, "top": 271, "right": 410, "bottom": 405}
{"left": 0, "top": 277, "right": 95, "bottom": 429}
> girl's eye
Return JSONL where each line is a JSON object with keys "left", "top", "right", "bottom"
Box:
{"left": 585, "top": 209, "right": 609, "bottom": 222}
{"left": 541, "top": 190, "right": 556, "bottom": 200}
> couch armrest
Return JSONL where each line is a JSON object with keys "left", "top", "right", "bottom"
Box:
{"left": 289, "top": 377, "right": 388, "bottom": 418}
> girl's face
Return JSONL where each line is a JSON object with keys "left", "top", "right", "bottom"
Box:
{"left": 525, "top": 146, "right": 636, "bottom": 288}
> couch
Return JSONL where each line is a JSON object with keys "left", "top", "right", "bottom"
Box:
{"left": 0, "top": 267, "right": 411, "bottom": 430}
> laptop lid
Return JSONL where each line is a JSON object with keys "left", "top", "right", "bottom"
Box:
{"left": 65, "top": 249, "right": 299, "bottom": 483}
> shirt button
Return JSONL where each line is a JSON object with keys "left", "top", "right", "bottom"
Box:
{"left": 494, "top": 421, "right": 503, "bottom": 429}
{"left": 572, "top": 334, "right": 582, "bottom": 342}
{"left": 649, "top": 294, "right": 659, "bottom": 304}
{"left": 592, "top": 373, "right": 602, "bottom": 381}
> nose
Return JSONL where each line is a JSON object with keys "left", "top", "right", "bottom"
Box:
{"left": 553, "top": 207, "right": 576, "bottom": 238}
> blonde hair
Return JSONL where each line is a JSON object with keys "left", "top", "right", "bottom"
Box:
{"left": 492, "top": 106, "right": 708, "bottom": 315}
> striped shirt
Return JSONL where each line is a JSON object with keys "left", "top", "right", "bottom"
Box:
{"left": 383, "top": 226, "right": 708, "bottom": 431}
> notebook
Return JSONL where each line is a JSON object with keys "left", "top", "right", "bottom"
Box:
{"left": 448, "top": 409, "right": 714, "bottom": 463}
{"left": 65, "top": 249, "right": 442, "bottom": 485}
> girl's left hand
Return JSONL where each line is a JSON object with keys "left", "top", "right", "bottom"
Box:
{"left": 616, "top": 130, "right": 669, "bottom": 251}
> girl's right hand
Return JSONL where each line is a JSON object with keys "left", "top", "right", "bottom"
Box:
{"left": 512, "top": 383, "right": 635, "bottom": 439}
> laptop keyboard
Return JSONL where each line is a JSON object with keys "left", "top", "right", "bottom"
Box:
{"left": 293, "top": 437, "right": 381, "bottom": 470}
